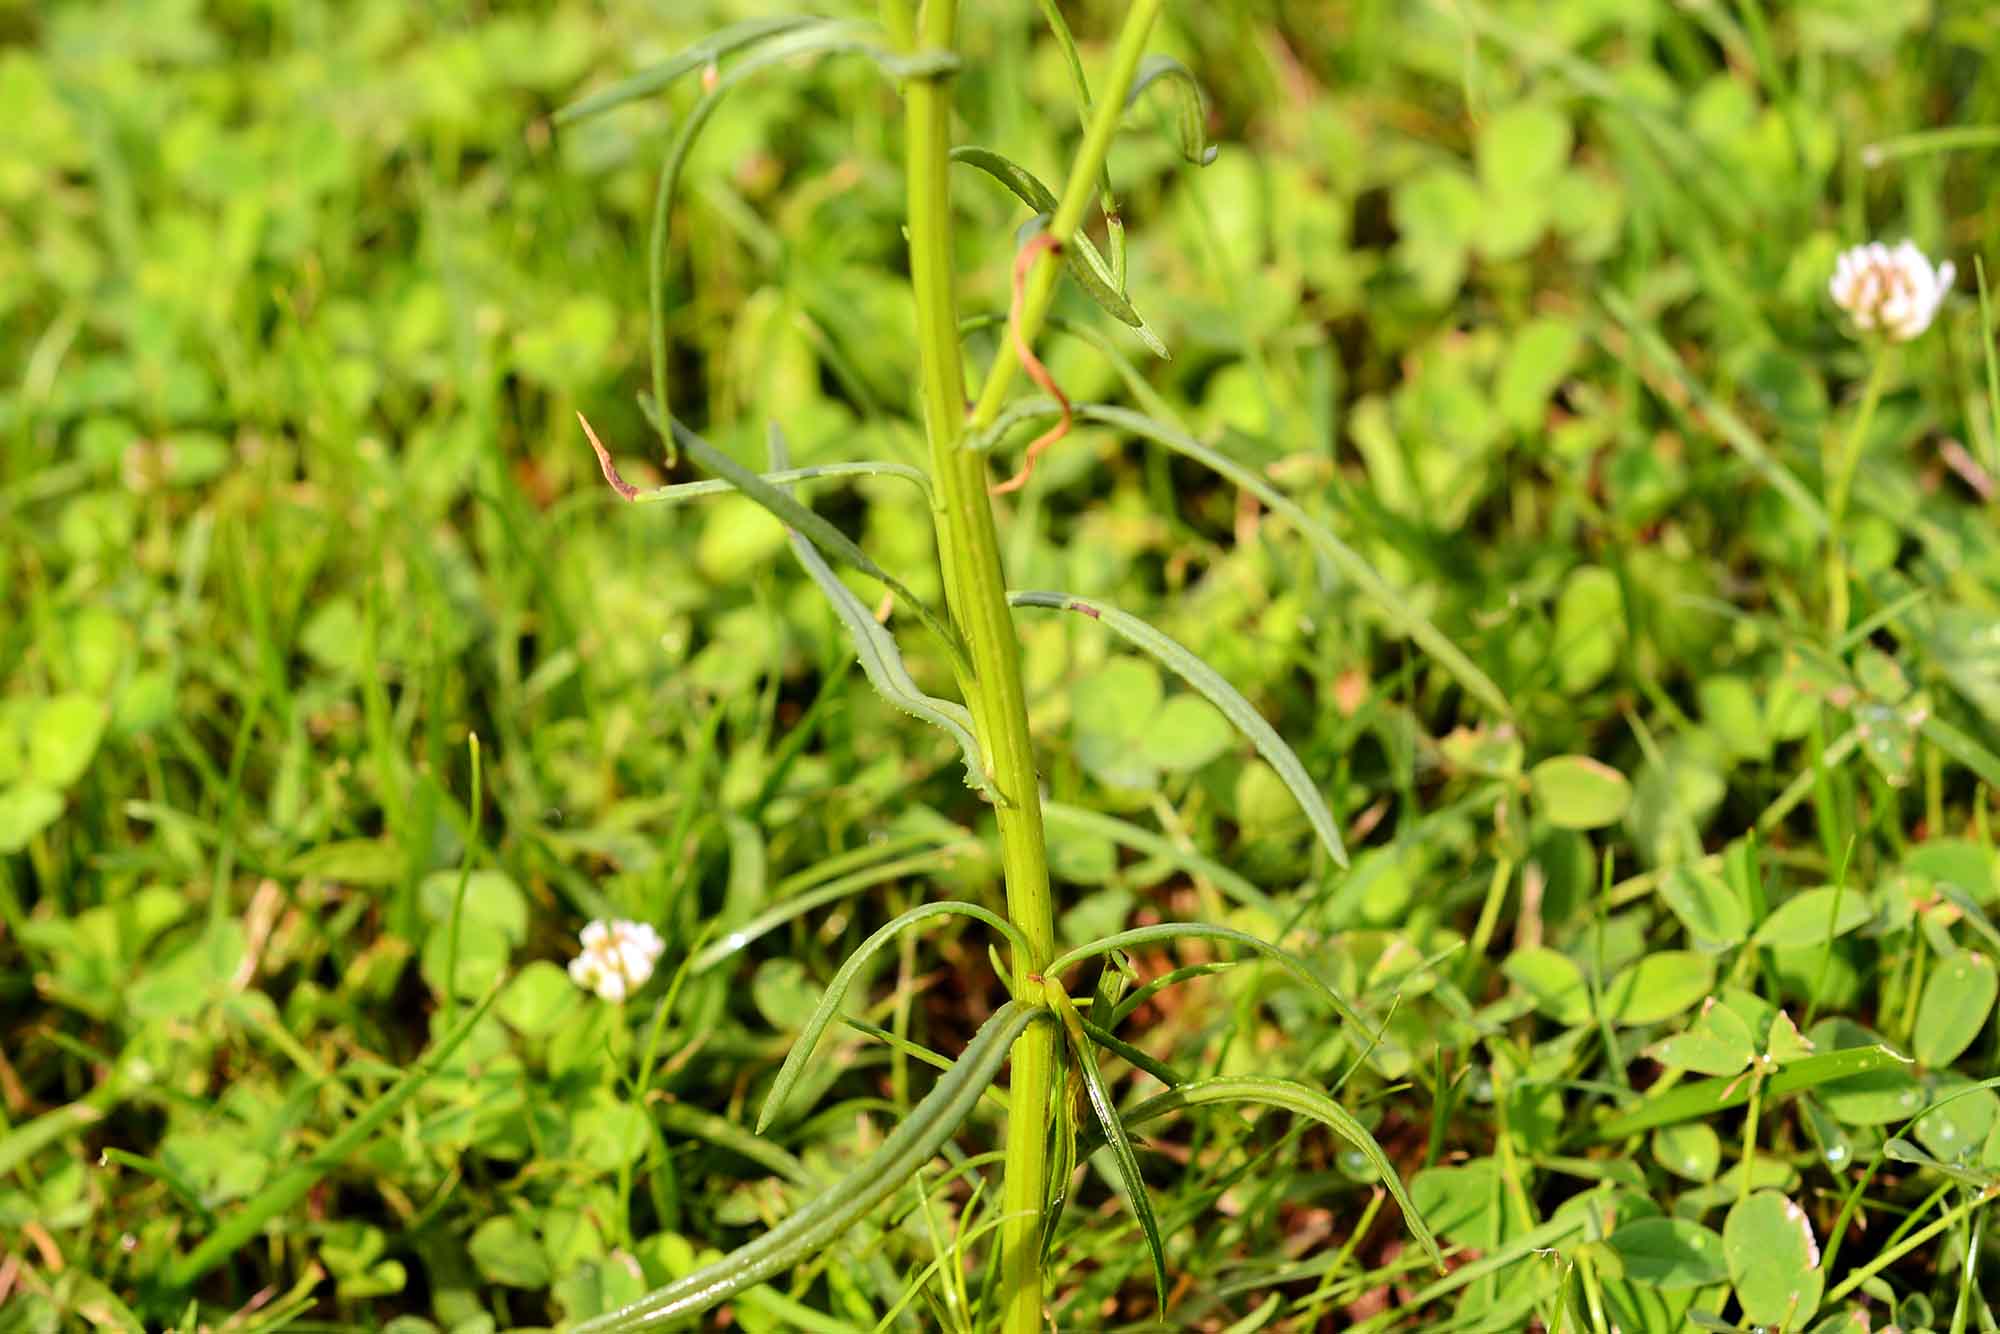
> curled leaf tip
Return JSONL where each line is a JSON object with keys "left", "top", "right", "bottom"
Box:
{"left": 577, "top": 411, "right": 640, "bottom": 501}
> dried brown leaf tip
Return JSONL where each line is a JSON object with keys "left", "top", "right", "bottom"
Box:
{"left": 577, "top": 411, "right": 639, "bottom": 501}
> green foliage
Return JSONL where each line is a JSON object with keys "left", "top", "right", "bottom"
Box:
{"left": 8, "top": 0, "right": 2000, "bottom": 1329}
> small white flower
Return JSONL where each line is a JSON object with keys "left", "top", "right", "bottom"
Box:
{"left": 1830, "top": 239, "right": 1954, "bottom": 341}
{"left": 567, "top": 918, "right": 666, "bottom": 1002}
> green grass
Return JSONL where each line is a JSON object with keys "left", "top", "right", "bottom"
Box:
{"left": 5, "top": 0, "right": 2000, "bottom": 1330}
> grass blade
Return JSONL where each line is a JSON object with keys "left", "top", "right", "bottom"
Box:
{"left": 1077, "top": 404, "right": 1512, "bottom": 719}
{"left": 758, "top": 901, "right": 1028, "bottom": 1132}
{"left": 1111, "top": 1074, "right": 1444, "bottom": 1271}
{"left": 571, "top": 1002, "right": 1054, "bottom": 1333}
{"left": 1049, "top": 988, "right": 1169, "bottom": 1311}
{"left": 1047, "top": 922, "right": 1376, "bottom": 1040}
{"left": 1012, "top": 589, "right": 1346, "bottom": 866}
{"left": 162, "top": 981, "right": 502, "bottom": 1289}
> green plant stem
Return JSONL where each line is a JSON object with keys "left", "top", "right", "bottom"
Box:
{"left": 967, "top": 0, "right": 1164, "bottom": 434}
{"left": 900, "top": 6, "right": 1165, "bottom": 1327}
{"left": 1738, "top": 1069, "right": 1762, "bottom": 1206}
{"left": 900, "top": 6, "right": 1059, "bottom": 1331}
{"left": 1825, "top": 349, "right": 1892, "bottom": 638}
{"left": 1823, "top": 1186, "right": 1997, "bottom": 1305}
{"left": 1462, "top": 854, "right": 1514, "bottom": 987}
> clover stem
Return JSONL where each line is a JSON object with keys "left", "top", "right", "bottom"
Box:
{"left": 1825, "top": 348, "right": 1893, "bottom": 639}
{"left": 1739, "top": 1068, "right": 1763, "bottom": 1207}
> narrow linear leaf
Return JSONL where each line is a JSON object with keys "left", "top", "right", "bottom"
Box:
{"left": 571, "top": 1002, "right": 1053, "bottom": 1334}
{"left": 1050, "top": 990, "right": 1168, "bottom": 1309}
{"left": 1034, "top": 0, "right": 1095, "bottom": 126}
{"left": 1042, "top": 1064, "right": 1082, "bottom": 1258}
{"left": 1078, "top": 404, "right": 1512, "bottom": 719}
{"left": 552, "top": 15, "right": 825, "bottom": 124}
{"left": 1111, "top": 962, "right": 1240, "bottom": 1025}
{"left": 1109, "top": 1075, "right": 1444, "bottom": 1271}
{"left": 1031, "top": 0, "right": 1131, "bottom": 292}
{"left": 1587, "top": 1045, "right": 1911, "bottom": 1142}
{"left": 1015, "top": 591, "right": 1343, "bottom": 865}
{"left": 628, "top": 414, "right": 972, "bottom": 683}
{"left": 1125, "top": 54, "right": 1218, "bottom": 166}
{"left": 164, "top": 983, "right": 502, "bottom": 1289}
{"left": 785, "top": 527, "right": 993, "bottom": 800}
{"left": 749, "top": 426, "right": 989, "bottom": 797}
{"left": 758, "top": 901, "right": 1027, "bottom": 1131}
{"left": 837, "top": 1014, "right": 1015, "bottom": 1115}
{"left": 950, "top": 146, "right": 1164, "bottom": 355}
{"left": 951, "top": 145, "right": 1060, "bottom": 213}
{"left": 1076, "top": 1014, "right": 1185, "bottom": 1090}
{"left": 1047, "top": 922, "right": 1376, "bottom": 1041}
{"left": 1860, "top": 125, "right": 2000, "bottom": 164}
{"left": 621, "top": 460, "right": 932, "bottom": 507}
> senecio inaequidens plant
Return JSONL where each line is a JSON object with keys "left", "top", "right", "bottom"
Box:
{"left": 555, "top": 7, "right": 1458, "bottom": 1330}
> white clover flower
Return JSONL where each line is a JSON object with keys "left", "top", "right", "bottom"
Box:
{"left": 1830, "top": 239, "right": 1954, "bottom": 341}
{"left": 567, "top": 919, "right": 666, "bottom": 1002}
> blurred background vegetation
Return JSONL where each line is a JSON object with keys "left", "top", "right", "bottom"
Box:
{"left": 5, "top": 0, "right": 2000, "bottom": 1329}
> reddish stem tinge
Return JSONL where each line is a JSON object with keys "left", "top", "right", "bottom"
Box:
{"left": 990, "top": 233, "right": 1072, "bottom": 496}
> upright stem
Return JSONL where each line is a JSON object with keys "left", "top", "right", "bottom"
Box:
{"left": 902, "top": 5, "right": 1059, "bottom": 1330}
{"left": 1825, "top": 349, "right": 1891, "bottom": 640}
{"left": 900, "top": 4, "right": 1165, "bottom": 1326}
